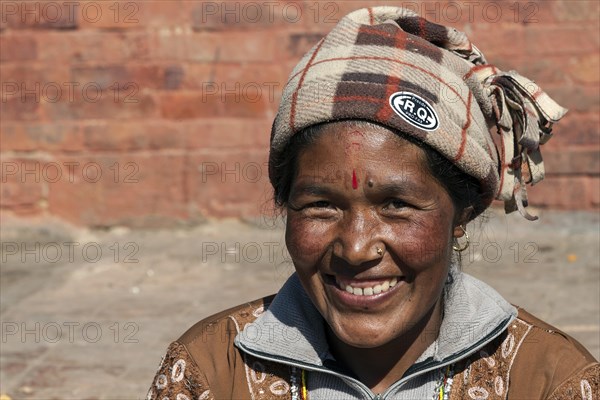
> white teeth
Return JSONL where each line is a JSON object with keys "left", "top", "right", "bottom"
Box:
{"left": 381, "top": 281, "right": 390, "bottom": 292}
{"left": 339, "top": 278, "right": 400, "bottom": 296}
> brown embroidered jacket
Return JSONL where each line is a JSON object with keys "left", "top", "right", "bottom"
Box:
{"left": 148, "top": 274, "right": 598, "bottom": 399}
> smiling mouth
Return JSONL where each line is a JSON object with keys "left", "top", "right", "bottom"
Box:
{"left": 333, "top": 276, "right": 399, "bottom": 296}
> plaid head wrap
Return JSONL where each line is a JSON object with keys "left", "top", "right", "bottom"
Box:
{"left": 269, "top": 6, "right": 568, "bottom": 220}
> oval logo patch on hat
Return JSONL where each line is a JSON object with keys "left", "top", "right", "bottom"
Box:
{"left": 389, "top": 92, "right": 439, "bottom": 132}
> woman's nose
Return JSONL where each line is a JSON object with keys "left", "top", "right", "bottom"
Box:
{"left": 332, "top": 210, "right": 383, "bottom": 266}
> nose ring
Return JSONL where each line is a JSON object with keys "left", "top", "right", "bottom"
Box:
{"left": 376, "top": 247, "right": 384, "bottom": 257}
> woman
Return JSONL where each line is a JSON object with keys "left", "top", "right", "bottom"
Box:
{"left": 148, "top": 7, "right": 598, "bottom": 399}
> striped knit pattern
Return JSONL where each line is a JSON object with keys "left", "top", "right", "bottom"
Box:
{"left": 269, "top": 6, "right": 567, "bottom": 219}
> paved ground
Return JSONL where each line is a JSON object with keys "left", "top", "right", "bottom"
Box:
{"left": 1, "top": 209, "right": 599, "bottom": 399}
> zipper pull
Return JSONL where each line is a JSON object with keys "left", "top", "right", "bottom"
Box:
{"left": 373, "top": 395, "right": 381, "bottom": 400}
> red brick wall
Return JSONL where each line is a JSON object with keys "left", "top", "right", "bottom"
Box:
{"left": 1, "top": 1, "right": 598, "bottom": 227}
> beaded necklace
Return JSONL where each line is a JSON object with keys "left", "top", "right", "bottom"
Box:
{"left": 432, "top": 365, "right": 455, "bottom": 400}
{"left": 290, "top": 367, "right": 307, "bottom": 400}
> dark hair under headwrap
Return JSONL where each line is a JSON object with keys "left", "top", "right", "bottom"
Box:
{"left": 269, "top": 6, "right": 567, "bottom": 220}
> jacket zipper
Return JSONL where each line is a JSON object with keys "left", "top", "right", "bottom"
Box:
{"left": 235, "top": 345, "right": 376, "bottom": 398}
{"left": 378, "top": 315, "right": 514, "bottom": 397}
{"left": 236, "top": 314, "right": 515, "bottom": 399}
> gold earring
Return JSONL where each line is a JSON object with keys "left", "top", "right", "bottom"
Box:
{"left": 376, "top": 246, "right": 384, "bottom": 257}
{"left": 452, "top": 226, "right": 469, "bottom": 252}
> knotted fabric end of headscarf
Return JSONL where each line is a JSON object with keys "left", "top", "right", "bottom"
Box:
{"left": 477, "top": 69, "right": 568, "bottom": 219}
{"left": 380, "top": 12, "right": 568, "bottom": 220}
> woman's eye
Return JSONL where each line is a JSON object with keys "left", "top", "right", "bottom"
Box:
{"left": 293, "top": 200, "right": 338, "bottom": 218}
{"left": 384, "top": 199, "right": 408, "bottom": 210}
{"left": 309, "top": 200, "right": 332, "bottom": 208}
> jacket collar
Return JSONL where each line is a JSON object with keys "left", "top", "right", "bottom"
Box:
{"left": 234, "top": 271, "right": 517, "bottom": 368}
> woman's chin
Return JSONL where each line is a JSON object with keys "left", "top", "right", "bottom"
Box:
{"left": 329, "top": 320, "right": 396, "bottom": 349}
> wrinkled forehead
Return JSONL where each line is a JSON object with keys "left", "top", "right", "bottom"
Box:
{"left": 295, "top": 120, "right": 431, "bottom": 175}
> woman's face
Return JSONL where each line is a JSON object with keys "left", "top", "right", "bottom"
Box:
{"left": 285, "top": 122, "right": 464, "bottom": 349}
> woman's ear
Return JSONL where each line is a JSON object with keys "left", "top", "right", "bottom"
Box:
{"left": 453, "top": 206, "right": 474, "bottom": 237}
